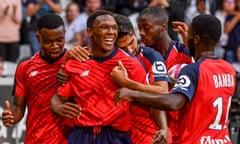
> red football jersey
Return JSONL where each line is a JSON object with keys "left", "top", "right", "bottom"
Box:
{"left": 58, "top": 48, "right": 147, "bottom": 132}
{"left": 13, "top": 51, "right": 70, "bottom": 144}
{"left": 172, "top": 58, "right": 236, "bottom": 143}
{"left": 163, "top": 41, "right": 193, "bottom": 141}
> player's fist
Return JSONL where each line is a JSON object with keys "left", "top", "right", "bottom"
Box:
{"left": 2, "top": 100, "right": 14, "bottom": 127}
{"left": 53, "top": 102, "right": 81, "bottom": 119}
{"left": 114, "top": 88, "right": 134, "bottom": 106}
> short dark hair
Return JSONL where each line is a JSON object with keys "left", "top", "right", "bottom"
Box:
{"left": 37, "top": 13, "right": 65, "bottom": 30}
{"left": 138, "top": 5, "right": 169, "bottom": 24}
{"left": 191, "top": 14, "right": 221, "bottom": 42}
{"left": 87, "top": 10, "right": 114, "bottom": 28}
{"left": 113, "top": 14, "right": 134, "bottom": 39}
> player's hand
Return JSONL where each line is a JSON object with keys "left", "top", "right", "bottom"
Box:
{"left": 111, "top": 60, "right": 129, "bottom": 87}
{"left": 53, "top": 102, "right": 81, "bottom": 119}
{"left": 57, "top": 64, "right": 69, "bottom": 86}
{"left": 114, "top": 88, "right": 134, "bottom": 106}
{"left": 67, "top": 45, "right": 90, "bottom": 62}
{"left": 2, "top": 101, "right": 14, "bottom": 127}
{"left": 172, "top": 21, "right": 188, "bottom": 46}
{"left": 152, "top": 129, "right": 168, "bottom": 144}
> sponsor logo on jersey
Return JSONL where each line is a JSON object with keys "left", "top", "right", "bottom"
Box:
{"left": 174, "top": 75, "right": 191, "bottom": 90}
{"left": 200, "top": 135, "right": 231, "bottom": 144}
{"left": 152, "top": 61, "right": 167, "bottom": 75}
{"left": 29, "top": 71, "right": 38, "bottom": 77}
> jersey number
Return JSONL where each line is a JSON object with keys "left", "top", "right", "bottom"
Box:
{"left": 209, "top": 97, "right": 231, "bottom": 130}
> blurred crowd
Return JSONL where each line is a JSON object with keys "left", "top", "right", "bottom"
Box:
{"left": 0, "top": 0, "right": 239, "bottom": 72}
{"left": 0, "top": 0, "right": 239, "bottom": 60}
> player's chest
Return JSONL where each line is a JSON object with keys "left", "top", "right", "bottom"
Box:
{"left": 71, "top": 63, "right": 117, "bottom": 89}
{"left": 24, "top": 64, "right": 60, "bottom": 86}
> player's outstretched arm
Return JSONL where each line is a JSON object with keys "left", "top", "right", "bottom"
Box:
{"left": 111, "top": 61, "right": 167, "bottom": 94}
{"left": 50, "top": 95, "right": 81, "bottom": 119}
{"left": 2, "top": 97, "right": 26, "bottom": 127}
{"left": 115, "top": 88, "right": 187, "bottom": 111}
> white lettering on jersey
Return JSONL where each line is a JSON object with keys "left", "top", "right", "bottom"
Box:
{"left": 200, "top": 135, "right": 231, "bottom": 144}
{"left": 174, "top": 75, "right": 191, "bottom": 91}
{"left": 212, "top": 74, "right": 234, "bottom": 88}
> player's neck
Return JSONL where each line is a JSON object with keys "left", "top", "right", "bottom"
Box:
{"left": 89, "top": 46, "right": 116, "bottom": 58}
{"left": 201, "top": 51, "right": 216, "bottom": 59}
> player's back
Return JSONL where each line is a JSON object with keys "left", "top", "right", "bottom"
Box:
{"left": 179, "top": 58, "right": 236, "bottom": 143}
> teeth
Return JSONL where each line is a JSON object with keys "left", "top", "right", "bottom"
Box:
{"left": 105, "top": 39, "right": 113, "bottom": 42}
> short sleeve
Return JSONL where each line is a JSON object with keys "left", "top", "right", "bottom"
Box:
{"left": 12, "top": 62, "right": 28, "bottom": 97}
{"left": 171, "top": 64, "right": 198, "bottom": 101}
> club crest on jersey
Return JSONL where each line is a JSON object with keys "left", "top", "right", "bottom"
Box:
{"left": 174, "top": 75, "right": 191, "bottom": 90}
{"left": 29, "top": 71, "right": 38, "bottom": 77}
{"left": 80, "top": 70, "right": 89, "bottom": 77}
{"left": 152, "top": 61, "right": 167, "bottom": 74}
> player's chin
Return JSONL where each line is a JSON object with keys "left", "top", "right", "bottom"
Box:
{"left": 49, "top": 53, "right": 62, "bottom": 60}
{"left": 103, "top": 44, "right": 115, "bottom": 51}
{"left": 142, "top": 39, "right": 151, "bottom": 46}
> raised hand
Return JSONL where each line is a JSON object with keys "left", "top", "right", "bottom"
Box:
{"left": 172, "top": 21, "right": 188, "bottom": 46}
{"left": 2, "top": 100, "right": 14, "bottom": 127}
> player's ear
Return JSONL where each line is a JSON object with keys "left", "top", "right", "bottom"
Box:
{"left": 36, "top": 31, "right": 41, "bottom": 43}
{"left": 194, "top": 35, "right": 200, "bottom": 44}
{"left": 160, "top": 22, "right": 168, "bottom": 31}
{"left": 87, "top": 28, "right": 93, "bottom": 38}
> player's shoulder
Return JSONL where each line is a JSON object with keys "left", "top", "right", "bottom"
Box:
{"left": 16, "top": 56, "right": 35, "bottom": 70}
{"left": 117, "top": 48, "right": 145, "bottom": 67}
{"left": 170, "top": 41, "right": 189, "bottom": 53}
{"left": 117, "top": 48, "right": 135, "bottom": 57}
{"left": 116, "top": 48, "right": 139, "bottom": 62}
{"left": 65, "top": 58, "right": 85, "bottom": 70}
{"left": 140, "top": 46, "right": 164, "bottom": 60}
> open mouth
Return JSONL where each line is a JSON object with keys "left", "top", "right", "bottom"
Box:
{"left": 104, "top": 38, "right": 114, "bottom": 45}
